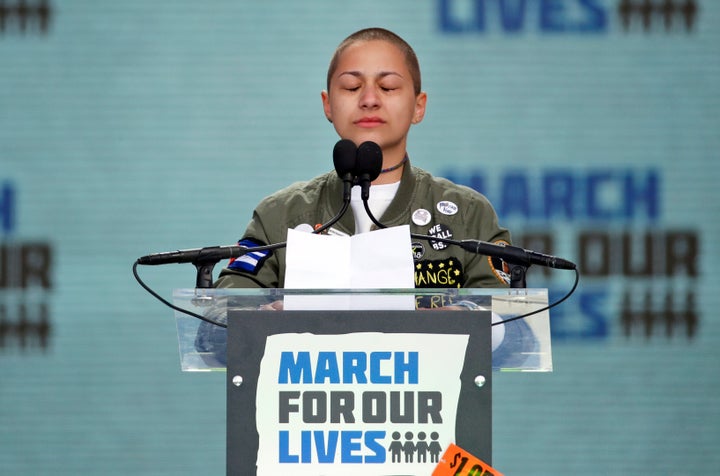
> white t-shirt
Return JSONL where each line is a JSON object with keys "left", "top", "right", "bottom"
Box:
{"left": 349, "top": 182, "right": 401, "bottom": 234}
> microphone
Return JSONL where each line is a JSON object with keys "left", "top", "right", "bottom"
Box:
{"left": 333, "top": 139, "right": 358, "bottom": 202}
{"left": 407, "top": 232, "right": 575, "bottom": 288}
{"left": 314, "top": 139, "right": 358, "bottom": 234}
{"left": 459, "top": 239, "right": 576, "bottom": 270}
{"left": 355, "top": 141, "right": 383, "bottom": 201}
{"left": 354, "top": 141, "right": 387, "bottom": 230}
{"left": 137, "top": 244, "right": 253, "bottom": 266}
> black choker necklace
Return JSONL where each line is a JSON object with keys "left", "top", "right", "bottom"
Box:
{"left": 380, "top": 155, "right": 409, "bottom": 174}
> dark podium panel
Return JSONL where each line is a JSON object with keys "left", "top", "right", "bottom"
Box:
{"left": 227, "top": 309, "right": 491, "bottom": 475}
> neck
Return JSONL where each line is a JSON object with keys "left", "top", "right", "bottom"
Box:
{"left": 373, "top": 148, "right": 407, "bottom": 184}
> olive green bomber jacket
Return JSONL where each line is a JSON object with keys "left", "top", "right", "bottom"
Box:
{"left": 215, "top": 164, "right": 511, "bottom": 289}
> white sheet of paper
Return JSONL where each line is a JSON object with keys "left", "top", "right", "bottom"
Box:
{"left": 283, "top": 225, "right": 415, "bottom": 310}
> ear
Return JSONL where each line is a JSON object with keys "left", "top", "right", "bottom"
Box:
{"left": 321, "top": 90, "right": 332, "bottom": 123}
{"left": 412, "top": 92, "right": 427, "bottom": 124}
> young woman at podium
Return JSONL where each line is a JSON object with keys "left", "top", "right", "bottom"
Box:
{"left": 214, "top": 28, "right": 511, "bottom": 291}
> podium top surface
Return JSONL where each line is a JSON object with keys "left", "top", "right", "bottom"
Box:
{"left": 171, "top": 288, "right": 553, "bottom": 373}
{"left": 175, "top": 287, "right": 549, "bottom": 311}
{"left": 174, "top": 286, "right": 549, "bottom": 298}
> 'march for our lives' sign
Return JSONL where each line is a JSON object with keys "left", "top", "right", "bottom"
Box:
{"left": 226, "top": 310, "right": 492, "bottom": 476}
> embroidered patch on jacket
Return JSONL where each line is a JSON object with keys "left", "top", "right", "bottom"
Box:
{"left": 488, "top": 240, "right": 512, "bottom": 285}
{"left": 227, "top": 238, "right": 272, "bottom": 275}
{"left": 414, "top": 258, "right": 464, "bottom": 288}
{"left": 411, "top": 242, "right": 426, "bottom": 261}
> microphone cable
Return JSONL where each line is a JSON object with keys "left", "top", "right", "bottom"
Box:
{"left": 133, "top": 259, "right": 229, "bottom": 328}
{"left": 490, "top": 267, "right": 579, "bottom": 326}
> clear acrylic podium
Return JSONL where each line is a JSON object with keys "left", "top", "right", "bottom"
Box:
{"left": 172, "top": 288, "right": 552, "bottom": 476}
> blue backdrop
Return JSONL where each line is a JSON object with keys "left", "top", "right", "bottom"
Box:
{"left": 1, "top": 1, "right": 718, "bottom": 474}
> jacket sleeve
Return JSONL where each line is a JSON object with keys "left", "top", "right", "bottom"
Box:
{"left": 461, "top": 193, "right": 512, "bottom": 288}
{"left": 214, "top": 208, "right": 283, "bottom": 289}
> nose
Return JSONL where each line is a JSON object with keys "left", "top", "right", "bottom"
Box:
{"left": 359, "top": 86, "right": 380, "bottom": 109}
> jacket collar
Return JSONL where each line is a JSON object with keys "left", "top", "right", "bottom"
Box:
{"left": 323, "top": 162, "right": 418, "bottom": 234}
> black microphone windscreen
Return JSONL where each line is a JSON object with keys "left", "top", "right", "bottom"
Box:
{"left": 356, "top": 141, "right": 383, "bottom": 182}
{"left": 333, "top": 139, "right": 357, "bottom": 179}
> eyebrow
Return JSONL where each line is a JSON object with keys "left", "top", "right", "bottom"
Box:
{"left": 337, "top": 71, "right": 404, "bottom": 81}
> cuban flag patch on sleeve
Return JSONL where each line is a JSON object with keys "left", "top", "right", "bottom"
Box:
{"left": 227, "top": 238, "right": 272, "bottom": 275}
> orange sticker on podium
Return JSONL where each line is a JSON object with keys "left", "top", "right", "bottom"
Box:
{"left": 432, "top": 443, "right": 504, "bottom": 476}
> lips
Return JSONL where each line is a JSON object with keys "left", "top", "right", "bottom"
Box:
{"left": 354, "top": 116, "right": 385, "bottom": 127}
